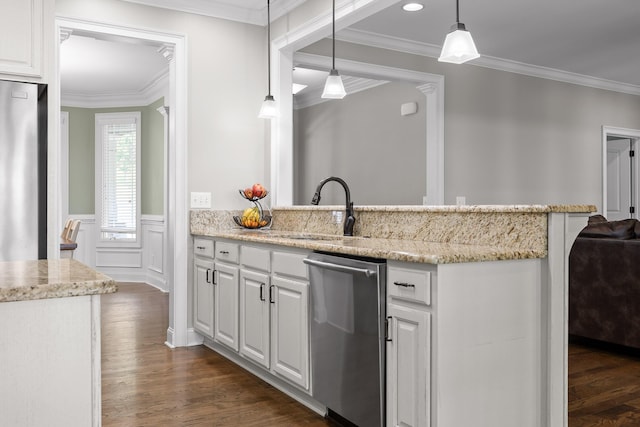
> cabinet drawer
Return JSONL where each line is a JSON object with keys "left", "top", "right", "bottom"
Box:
{"left": 388, "top": 265, "right": 431, "bottom": 306}
{"left": 241, "top": 245, "right": 270, "bottom": 272}
{"left": 194, "top": 238, "right": 214, "bottom": 258}
{"left": 216, "top": 241, "right": 239, "bottom": 263}
{"left": 272, "top": 251, "right": 308, "bottom": 280}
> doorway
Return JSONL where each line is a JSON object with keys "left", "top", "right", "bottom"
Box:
{"left": 55, "top": 18, "right": 189, "bottom": 348}
{"left": 602, "top": 126, "right": 640, "bottom": 220}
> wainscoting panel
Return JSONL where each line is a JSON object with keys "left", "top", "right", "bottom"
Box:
{"left": 143, "top": 216, "right": 167, "bottom": 292}
{"left": 68, "top": 215, "right": 166, "bottom": 288}
{"left": 96, "top": 249, "right": 143, "bottom": 268}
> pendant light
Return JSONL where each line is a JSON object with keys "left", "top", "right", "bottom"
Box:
{"left": 258, "top": 0, "right": 277, "bottom": 118}
{"left": 438, "top": 0, "right": 480, "bottom": 64}
{"left": 321, "top": 0, "right": 346, "bottom": 99}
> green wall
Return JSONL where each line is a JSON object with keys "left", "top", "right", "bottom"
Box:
{"left": 63, "top": 98, "right": 165, "bottom": 215}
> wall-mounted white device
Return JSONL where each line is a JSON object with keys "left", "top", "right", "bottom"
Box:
{"left": 401, "top": 102, "right": 418, "bottom": 116}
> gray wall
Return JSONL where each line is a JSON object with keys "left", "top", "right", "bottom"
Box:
{"left": 294, "top": 81, "right": 426, "bottom": 205}
{"left": 301, "top": 40, "right": 640, "bottom": 208}
{"left": 62, "top": 98, "right": 165, "bottom": 215}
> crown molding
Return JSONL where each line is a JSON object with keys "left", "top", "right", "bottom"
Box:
{"left": 293, "top": 75, "right": 388, "bottom": 110}
{"left": 61, "top": 69, "right": 169, "bottom": 108}
{"left": 119, "top": 0, "right": 308, "bottom": 26}
{"left": 337, "top": 28, "right": 640, "bottom": 97}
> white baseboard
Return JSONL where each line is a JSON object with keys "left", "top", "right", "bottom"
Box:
{"left": 187, "top": 328, "right": 204, "bottom": 346}
{"left": 165, "top": 327, "right": 175, "bottom": 348}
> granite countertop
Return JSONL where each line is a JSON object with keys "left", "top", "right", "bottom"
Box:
{"left": 0, "top": 259, "right": 117, "bottom": 303}
{"left": 272, "top": 204, "right": 597, "bottom": 213}
{"left": 208, "top": 229, "right": 547, "bottom": 264}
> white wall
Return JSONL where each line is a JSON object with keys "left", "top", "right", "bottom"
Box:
{"left": 300, "top": 39, "right": 640, "bottom": 208}
{"left": 56, "top": 0, "right": 268, "bottom": 211}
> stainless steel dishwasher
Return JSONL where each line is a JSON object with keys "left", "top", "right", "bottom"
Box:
{"left": 304, "top": 251, "right": 387, "bottom": 427}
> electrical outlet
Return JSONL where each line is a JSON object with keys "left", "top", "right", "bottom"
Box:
{"left": 332, "top": 210, "right": 344, "bottom": 224}
{"left": 191, "top": 192, "right": 211, "bottom": 208}
{"left": 456, "top": 196, "right": 466, "bottom": 206}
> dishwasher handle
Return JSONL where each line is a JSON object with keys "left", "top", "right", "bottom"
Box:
{"left": 303, "top": 258, "right": 377, "bottom": 278}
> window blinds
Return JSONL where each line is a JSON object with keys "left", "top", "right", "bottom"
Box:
{"left": 100, "top": 119, "right": 137, "bottom": 240}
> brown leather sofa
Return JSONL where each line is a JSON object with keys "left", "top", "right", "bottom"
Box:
{"left": 569, "top": 216, "right": 640, "bottom": 348}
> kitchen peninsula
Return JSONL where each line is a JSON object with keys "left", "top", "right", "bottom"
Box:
{"left": 0, "top": 259, "right": 117, "bottom": 427}
{"left": 191, "top": 204, "right": 594, "bottom": 427}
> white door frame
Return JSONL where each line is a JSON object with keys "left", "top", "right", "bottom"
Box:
{"left": 292, "top": 52, "right": 444, "bottom": 205}
{"left": 602, "top": 126, "right": 640, "bottom": 218}
{"left": 270, "top": 0, "right": 403, "bottom": 206}
{"left": 54, "top": 17, "right": 190, "bottom": 348}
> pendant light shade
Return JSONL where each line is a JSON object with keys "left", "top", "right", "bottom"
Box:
{"left": 259, "top": 95, "right": 277, "bottom": 119}
{"left": 258, "top": 0, "right": 277, "bottom": 118}
{"left": 321, "top": 0, "right": 346, "bottom": 99}
{"left": 322, "top": 69, "right": 346, "bottom": 99}
{"left": 438, "top": 0, "right": 480, "bottom": 64}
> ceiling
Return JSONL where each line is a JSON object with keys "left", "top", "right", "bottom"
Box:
{"left": 60, "top": 0, "right": 640, "bottom": 105}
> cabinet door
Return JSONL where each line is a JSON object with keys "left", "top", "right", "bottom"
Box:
{"left": 271, "top": 276, "right": 309, "bottom": 390}
{"left": 214, "top": 262, "right": 239, "bottom": 351}
{"left": 193, "top": 257, "right": 214, "bottom": 338}
{"left": 387, "top": 303, "right": 430, "bottom": 427}
{"left": 239, "top": 269, "right": 270, "bottom": 368}
{"left": 0, "top": 0, "right": 43, "bottom": 76}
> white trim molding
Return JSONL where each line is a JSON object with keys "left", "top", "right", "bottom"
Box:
{"left": 293, "top": 51, "right": 445, "bottom": 205}
{"left": 602, "top": 126, "right": 640, "bottom": 218}
{"left": 55, "top": 17, "right": 188, "bottom": 347}
{"left": 118, "top": 0, "right": 307, "bottom": 25}
{"left": 62, "top": 69, "right": 169, "bottom": 108}
{"left": 270, "top": 0, "right": 400, "bottom": 207}
{"left": 338, "top": 28, "right": 640, "bottom": 97}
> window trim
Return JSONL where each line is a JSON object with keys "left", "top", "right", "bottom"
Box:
{"left": 95, "top": 111, "right": 142, "bottom": 248}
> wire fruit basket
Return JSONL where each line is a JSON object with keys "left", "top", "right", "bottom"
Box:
{"left": 233, "top": 188, "right": 271, "bottom": 229}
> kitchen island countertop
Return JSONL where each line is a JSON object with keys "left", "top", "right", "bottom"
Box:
{"left": 0, "top": 258, "right": 117, "bottom": 303}
{"left": 207, "top": 229, "right": 546, "bottom": 264}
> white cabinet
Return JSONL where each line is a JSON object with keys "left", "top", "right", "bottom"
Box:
{"left": 213, "top": 242, "right": 240, "bottom": 351}
{"left": 387, "top": 303, "right": 430, "bottom": 427}
{"left": 239, "top": 268, "right": 271, "bottom": 368}
{"left": 195, "top": 237, "right": 311, "bottom": 392}
{"left": 194, "top": 256, "right": 214, "bottom": 337}
{"left": 239, "top": 246, "right": 310, "bottom": 390}
{"left": 270, "top": 275, "right": 309, "bottom": 389}
{"left": 193, "top": 238, "right": 214, "bottom": 338}
{"left": 387, "top": 262, "right": 433, "bottom": 427}
{"left": 0, "top": 0, "right": 44, "bottom": 77}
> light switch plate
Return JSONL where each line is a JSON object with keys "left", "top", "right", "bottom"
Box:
{"left": 191, "top": 192, "right": 211, "bottom": 208}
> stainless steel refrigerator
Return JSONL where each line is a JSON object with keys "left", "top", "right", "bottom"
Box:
{"left": 0, "top": 79, "right": 47, "bottom": 261}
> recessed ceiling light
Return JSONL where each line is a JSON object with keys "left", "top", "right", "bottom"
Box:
{"left": 402, "top": 2, "right": 424, "bottom": 12}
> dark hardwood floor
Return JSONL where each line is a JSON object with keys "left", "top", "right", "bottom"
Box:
{"left": 103, "top": 283, "right": 640, "bottom": 426}
{"left": 569, "top": 340, "right": 640, "bottom": 426}
{"left": 101, "top": 282, "right": 331, "bottom": 426}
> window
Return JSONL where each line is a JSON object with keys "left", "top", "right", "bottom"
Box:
{"left": 95, "top": 112, "right": 141, "bottom": 246}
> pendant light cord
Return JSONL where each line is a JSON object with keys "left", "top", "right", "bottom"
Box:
{"left": 267, "top": 0, "right": 272, "bottom": 97}
{"left": 332, "top": 0, "right": 336, "bottom": 70}
{"left": 456, "top": 0, "right": 460, "bottom": 24}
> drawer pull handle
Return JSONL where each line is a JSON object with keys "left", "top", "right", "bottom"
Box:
{"left": 269, "top": 284, "right": 275, "bottom": 304}
{"left": 212, "top": 269, "right": 217, "bottom": 285}
{"left": 206, "top": 269, "right": 211, "bottom": 284}
{"left": 394, "top": 281, "right": 415, "bottom": 288}
{"left": 259, "top": 283, "right": 265, "bottom": 301}
{"left": 385, "top": 316, "right": 392, "bottom": 342}
{"left": 196, "top": 246, "right": 206, "bottom": 250}
{"left": 219, "top": 250, "right": 230, "bottom": 255}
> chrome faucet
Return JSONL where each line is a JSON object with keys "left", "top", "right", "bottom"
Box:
{"left": 311, "top": 176, "right": 355, "bottom": 236}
